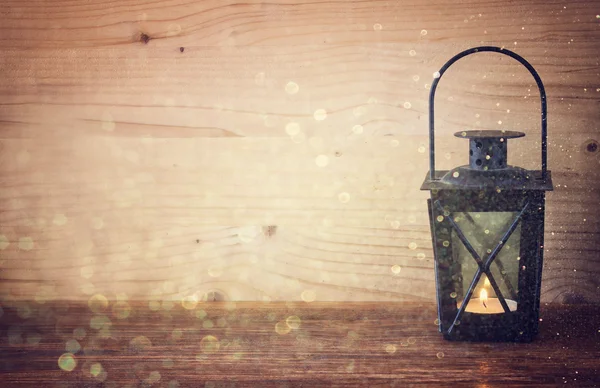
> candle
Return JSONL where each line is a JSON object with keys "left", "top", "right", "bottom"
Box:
{"left": 458, "top": 288, "right": 518, "bottom": 314}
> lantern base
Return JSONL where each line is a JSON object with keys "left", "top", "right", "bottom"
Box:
{"left": 440, "top": 311, "right": 539, "bottom": 342}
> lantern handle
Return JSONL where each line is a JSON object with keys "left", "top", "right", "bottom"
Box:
{"left": 428, "top": 46, "right": 547, "bottom": 180}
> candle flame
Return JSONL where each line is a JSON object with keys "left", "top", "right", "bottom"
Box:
{"left": 484, "top": 277, "right": 490, "bottom": 287}
{"left": 480, "top": 288, "right": 488, "bottom": 309}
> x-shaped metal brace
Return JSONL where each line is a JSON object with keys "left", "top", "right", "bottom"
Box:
{"left": 434, "top": 200, "right": 530, "bottom": 335}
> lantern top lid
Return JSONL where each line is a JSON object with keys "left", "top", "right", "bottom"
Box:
{"left": 455, "top": 130, "right": 525, "bottom": 139}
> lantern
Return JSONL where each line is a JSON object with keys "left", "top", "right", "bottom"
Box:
{"left": 421, "top": 46, "right": 553, "bottom": 342}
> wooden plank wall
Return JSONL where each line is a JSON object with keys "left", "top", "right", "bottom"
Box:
{"left": 0, "top": 0, "right": 599, "bottom": 304}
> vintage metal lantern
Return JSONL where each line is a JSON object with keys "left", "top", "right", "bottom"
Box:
{"left": 421, "top": 46, "right": 553, "bottom": 342}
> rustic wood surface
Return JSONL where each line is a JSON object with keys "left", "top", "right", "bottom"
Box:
{"left": 1, "top": 0, "right": 600, "bottom": 303}
{"left": 0, "top": 301, "right": 599, "bottom": 387}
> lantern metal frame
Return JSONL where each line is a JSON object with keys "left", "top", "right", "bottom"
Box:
{"left": 421, "top": 46, "right": 553, "bottom": 342}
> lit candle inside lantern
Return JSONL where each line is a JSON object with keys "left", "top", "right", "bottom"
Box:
{"left": 460, "top": 277, "right": 518, "bottom": 314}
{"left": 480, "top": 288, "right": 489, "bottom": 309}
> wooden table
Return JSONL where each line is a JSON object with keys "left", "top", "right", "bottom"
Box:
{"left": 0, "top": 301, "right": 598, "bottom": 387}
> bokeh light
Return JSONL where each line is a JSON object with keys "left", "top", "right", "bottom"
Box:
{"left": 58, "top": 353, "right": 77, "bottom": 372}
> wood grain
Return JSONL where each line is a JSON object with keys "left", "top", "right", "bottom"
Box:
{"left": 0, "top": 301, "right": 599, "bottom": 387}
{"left": 1, "top": 0, "right": 600, "bottom": 303}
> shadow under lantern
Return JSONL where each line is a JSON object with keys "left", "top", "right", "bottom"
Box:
{"left": 421, "top": 47, "right": 553, "bottom": 342}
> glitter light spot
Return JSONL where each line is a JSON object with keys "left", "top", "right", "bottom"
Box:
{"left": 352, "top": 124, "right": 364, "bottom": 134}
{"left": 314, "top": 109, "right": 327, "bottom": 121}
{"left": 26, "top": 332, "right": 42, "bottom": 346}
{"left": 149, "top": 300, "right": 160, "bottom": 311}
{"left": 65, "top": 339, "right": 81, "bottom": 353}
{"left": 90, "top": 362, "right": 103, "bottom": 378}
{"left": 309, "top": 136, "right": 324, "bottom": 148}
{"left": 112, "top": 301, "right": 131, "bottom": 319}
{"left": 8, "top": 326, "right": 22, "bottom": 345}
{"left": 436, "top": 215, "right": 444, "bottom": 222}
{"left": 452, "top": 172, "right": 460, "bottom": 178}
{"left": 91, "top": 217, "right": 104, "bottom": 230}
{"left": 254, "top": 72, "right": 265, "bottom": 86}
{"left": 90, "top": 315, "right": 111, "bottom": 330}
{"left": 450, "top": 292, "right": 457, "bottom": 299}
{"left": 171, "top": 329, "right": 183, "bottom": 340}
{"left": 17, "top": 305, "right": 32, "bottom": 319}
{"left": 436, "top": 351, "right": 445, "bottom": 359}
{"left": 338, "top": 192, "right": 350, "bottom": 203}
{"left": 373, "top": 23, "right": 383, "bottom": 31}
{"left": 418, "top": 146, "right": 426, "bottom": 153}
{"left": 409, "top": 49, "right": 417, "bottom": 56}
{"left": 301, "top": 289, "right": 316, "bottom": 302}
{"left": 263, "top": 115, "right": 278, "bottom": 128}
{"left": 147, "top": 371, "right": 161, "bottom": 384}
{"left": 73, "top": 328, "right": 86, "bottom": 340}
{"left": 285, "top": 81, "right": 299, "bottom": 95}
{"left": 80, "top": 266, "right": 94, "bottom": 279}
{"left": 408, "top": 242, "right": 418, "bottom": 250}
{"left": 391, "top": 265, "right": 402, "bottom": 275}
{"left": 275, "top": 321, "right": 292, "bottom": 335}
{"left": 433, "top": 71, "right": 440, "bottom": 79}
{"left": 80, "top": 282, "right": 95, "bottom": 296}
{"left": 403, "top": 102, "right": 412, "bottom": 109}
{"left": 285, "top": 122, "right": 301, "bottom": 136}
{"left": 181, "top": 294, "right": 199, "bottom": 310}
{"left": 101, "top": 112, "right": 115, "bottom": 132}
{"left": 208, "top": 265, "right": 223, "bottom": 278}
{"left": 412, "top": 75, "right": 420, "bottom": 82}
{"left": 58, "top": 353, "right": 77, "bottom": 372}
{"left": 385, "top": 344, "right": 397, "bottom": 354}
{"left": 167, "top": 24, "right": 182, "bottom": 37}
{"left": 417, "top": 252, "right": 426, "bottom": 260}
{"left": 52, "top": 214, "right": 68, "bottom": 226}
{"left": 291, "top": 132, "right": 306, "bottom": 143}
{"left": 130, "top": 336, "right": 152, "bottom": 352}
{"left": 420, "top": 29, "right": 428, "bottom": 36}
{"left": 0, "top": 235, "right": 9, "bottom": 250}
{"left": 315, "top": 155, "right": 329, "bottom": 167}
{"left": 442, "top": 241, "right": 450, "bottom": 247}
{"left": 390, "top": 139, "right": 400, "bottom": 147}
{"left": 238, "top": 225, "right": 261, "bottom": 243}
{"left": 286, "top": 316, "right": 301, "bottom": 330}
{"left": 18, "top": 237, "right": 34, "bottom": 251}
{"left": 353, "top": 106, "right": 366, "bottom": 117}
{"left": 200, "top": 335, "right": 220, "bottom": 353}
{"left": 88, "top": 294, "right": 109, "bottom": 314}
